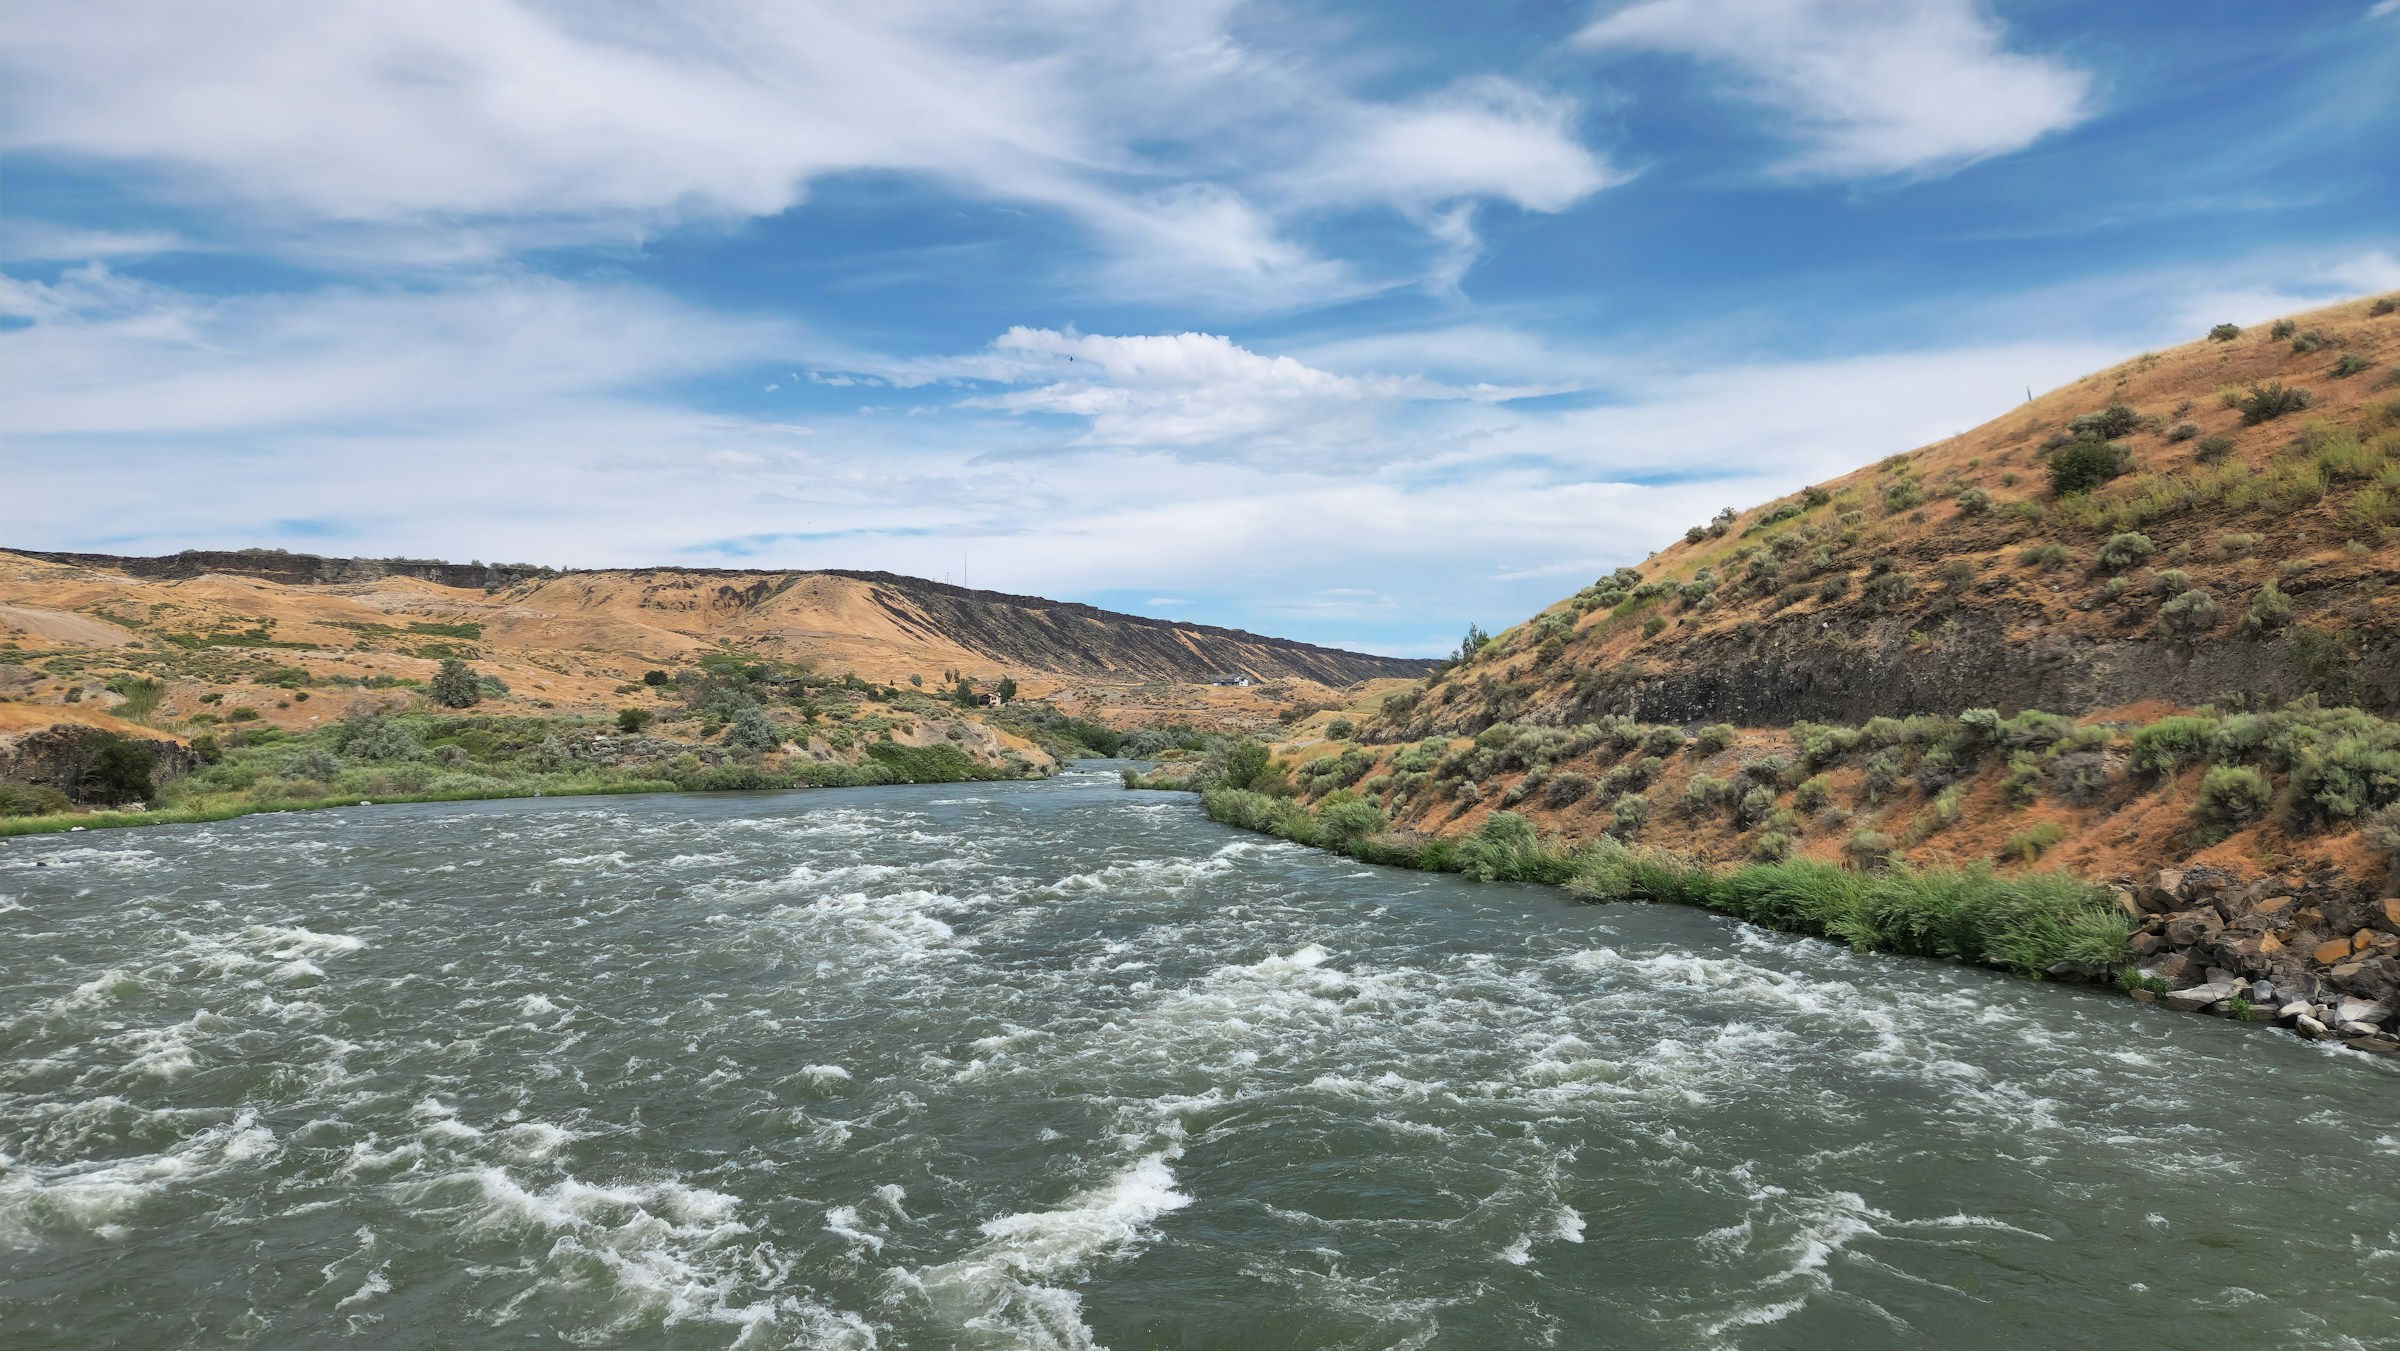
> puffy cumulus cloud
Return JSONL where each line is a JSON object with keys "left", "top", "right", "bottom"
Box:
{"left": 1576, "top": 0, "right": 2094, "bottom": 178}
{"left": 4, "top": 0, "right": 1617, "bottom": 302}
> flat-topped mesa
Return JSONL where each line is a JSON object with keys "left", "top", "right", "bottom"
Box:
{"left": 2, "top": 549, "right": 1435, "bottom": 687}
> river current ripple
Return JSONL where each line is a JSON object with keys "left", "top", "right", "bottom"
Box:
{"left": 3, "top": 766, "right": 2395, "bottom": 1348}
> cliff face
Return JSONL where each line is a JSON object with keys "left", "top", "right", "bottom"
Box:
{"left": 12, "top": 548, "right": 559, "bottom": 591}
{"left": 1454, "top": 605, "right": 2395, "bottom": 733}
{"left": 0, "top": 717, "right": 196, "bottom": 803}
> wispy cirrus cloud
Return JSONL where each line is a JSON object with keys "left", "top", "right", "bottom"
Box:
{"left": 1576, "top": 0, "right": 2095, "bottom": 178}
{"left": 3, "top": 1, "right": 1618, "bottom": 305}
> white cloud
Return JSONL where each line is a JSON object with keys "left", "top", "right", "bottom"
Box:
{"left": 928, "top": 326, "right": 1554, "bottom": 462}
{"left": 1576, "top": 0, "right": 2094, "bottom": 177}
{"left": 1, "top": 266, "right": 787, "bottom": 434}
{"left": 1299, "top": 78, "right": 1621, "bottom": 214}
{"left": 3, "top": 1, "right": 1618, "bottom": 301}
{"left": 0, "top": 221, "right": 193, "bottom": 262}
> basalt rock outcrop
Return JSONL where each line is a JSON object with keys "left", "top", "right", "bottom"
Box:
{"left": 0, "top": 721, "right": 197, "bottom": 804}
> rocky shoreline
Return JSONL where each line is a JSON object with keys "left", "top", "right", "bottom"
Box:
{"left": 2110, "top": 865, "right": 2399, "bottom": 1054}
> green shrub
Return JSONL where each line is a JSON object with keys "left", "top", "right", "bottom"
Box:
{"left": 724, "top": 706, "right": 784, "bottom": 754}
{"left": 1680, "top": 774, "right": 1730, "bottom": 818}
{"left": 1536, "top": 767, "right": 1593, "bottom": 811}
{"left": 334, "top": 715, "right": 422, "bottom": 761}
{"left": 2236, "top": 381, "right": 2310, "bottom": 425}
{"left": 2049, "top": 437, "right": 2130, "bottom": 496}
{"left": 2158, "top": 588, "right": 2221, "bottom": 638}
{"left": 2018, "top": 542, "right": 2073, "bottom": 570}
{"left": 0, "top": 780, "right": 73, "bottom": 816}
{"left": 1843, "top": 828, "right": 1894, "bottom": 868}
{"left": 2069, "top": 402, "right": 2142, "bottom": 440}
{"left": 1455, "top": 811, "right": 1576, "bottom": 883}
{"left": 1737, "top": 784, "right": 1777, "bottom": 827}
{"left": 1325, "top": 717, "right": 1355, "bottom": 740}
{"left": 1953, "top": 485, "right": 1991, "bottom": 515}
{"left": 2097, "top": 532, "right": 2155, "bottom": 571}
{"left": 2194, "top": 433, "right": 2237, "bottom": 462}
{"left": 1316, "top": 797, "right": 1386, "bottom": 845}
{"left": 1793, "top": 774, "right": 1832, "bottom": 812}
{"left": 2270, "top": 319, "right": 2297, "bottom": 340}
{"left": 2243, "top": 582, "right": 2292, "bottom": 632}
{"left": 2362, "top": 803, "right": 2400, "bottom": 861}
{"left": 1860, "top": 571, "right": 1911, "bottom": 609}
{"left": 2130, "top": 713, "right": 2220, "bottom": 775}
{"left": 1609, "top": 792, "right": 1649, "bottom": 838}
{"left": 1751, "top": 831, "right": 1794, "bottom": 862}
{"left": 2193, "top": 765, "right": 2274, "bottom": 825}
{"left": 616, "top": 707, "right": 654, "bottom": 733}
{"left": 1693, "top": 723, "right": 1738, "bottom": 755}
{"left": 2331, "top": 352, "right": 2373, "bottom": 378}
{"left": 2002, "top": 821, "right": 2065, "bottom": 862}
{"left": 2289, "top": 328, "right": 2331, "bottom": 354}
{"left": 2208, "top": 323, "right": 2242, "bottom": 341}
{"left": 2163, "top": 421, "right": 2199, "bottom": 443}
{"left": 1641, "top": 725, "right": 1686, "bottom": 756}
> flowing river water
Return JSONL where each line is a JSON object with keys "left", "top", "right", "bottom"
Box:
{"left": 4, "top": 765, "right": 2396, "bottom": 1349}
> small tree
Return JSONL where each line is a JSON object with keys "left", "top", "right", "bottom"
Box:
{"left": 617, "top": 707, "right": 654, "bottom": 733}
{"left": 995, "top": 677, "right": 1019, "bottom": 703}
{"left": 73, "top": 733, "right": 157, "bottom": 805}
{"left": 429, "top": 658, "right": 482, "bottom": 708}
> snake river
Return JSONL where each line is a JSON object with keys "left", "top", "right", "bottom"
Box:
{"left": 3, "top": 766, "right": 2395, "bottom": 1348}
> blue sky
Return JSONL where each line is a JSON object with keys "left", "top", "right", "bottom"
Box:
{"left": 5, "top": 1, "right": 2396, "bottom": 656}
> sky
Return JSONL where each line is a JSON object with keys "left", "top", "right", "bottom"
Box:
{"left": 4, "top": 1, "right": 2397, "bottom": 656}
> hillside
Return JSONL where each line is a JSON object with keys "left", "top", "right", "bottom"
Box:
{"left": 0, "top": 552, "right": 1428, "bottom": 738}
{"left": 1187, "top": 294, "right": 2400, "bottom": 1055}
{"left": 1382, "top": 293, "right": 2398, "bottom": 736}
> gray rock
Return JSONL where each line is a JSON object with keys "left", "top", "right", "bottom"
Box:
{"left": 2163, "top": 986, "right": 2234, "bottom": 1013}
{"left": 2342, "top": 1034, "right": 2399, "bottom": 1055}
{"left": 2295, "top": 1014, "right": 2331, "bottom": 1040}
{"left": 2277, "top": 1000, "right": 2313, "bottom": 1022}
{"left": 2336, "top": 997, "right": 2393, "bottom": 1026}
{"left": 2337, "top": 1021, "right": 2383, "bottom": 1038}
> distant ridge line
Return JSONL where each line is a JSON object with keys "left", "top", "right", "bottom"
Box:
{"left": 3, "top": 547, "right": 1435, "bottom": 677}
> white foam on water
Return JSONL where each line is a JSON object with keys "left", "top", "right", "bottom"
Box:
{"left": 252, "top": 925, "right": 368, "bottom": 959}
{"left": 905, "top": 1149, "right": 1192, "bottom": 1349}
{"left": 407, "top": 1164, "right": 850, "bottom": 1341}
{"left": 0, "top": 1110, "right": 278, "bottom": 1248}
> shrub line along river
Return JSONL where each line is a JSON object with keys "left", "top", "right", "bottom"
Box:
{"left": 3, "top": 765, "right": 2395, "bottom": 1348}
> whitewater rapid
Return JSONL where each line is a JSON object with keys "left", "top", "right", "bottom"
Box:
{"left": 3, "top": 767, "right": 2394, "bottom": 1348}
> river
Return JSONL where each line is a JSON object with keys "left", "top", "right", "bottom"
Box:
{"left": 3, "top": 766, "right": 2395, "bottom": 1349}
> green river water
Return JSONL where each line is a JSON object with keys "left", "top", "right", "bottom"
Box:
{"left": 3, "top": 765, "right": 2395, "bottom": 1348}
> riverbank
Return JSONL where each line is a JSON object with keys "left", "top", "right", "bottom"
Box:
{"left": 1, "top": 709, "right": 1042, "bottom": 837}
{"left": 1174, "top": 781, "right": 2400, "bottom": 1057}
